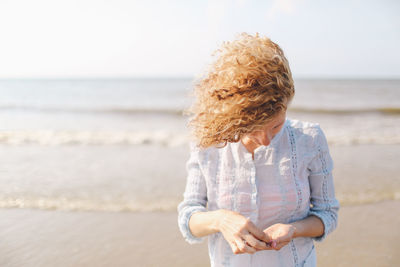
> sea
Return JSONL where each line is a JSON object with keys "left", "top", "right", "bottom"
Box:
{"left": 0, "top": 78, "right": 399, "bottom": 212}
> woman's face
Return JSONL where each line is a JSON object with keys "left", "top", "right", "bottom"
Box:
{"left": 242, "top": 110, "right": 287, "bottom": 147}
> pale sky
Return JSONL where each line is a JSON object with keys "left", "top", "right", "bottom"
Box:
{"left": 0, "top": 0, "right": 399, "bottom": 79}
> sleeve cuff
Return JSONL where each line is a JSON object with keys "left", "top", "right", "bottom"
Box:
{"left": 178, "top": 204, "right": 207, "bottom": 244}
{"left": 308, "top": 210, "right": 337, "bottom": 242}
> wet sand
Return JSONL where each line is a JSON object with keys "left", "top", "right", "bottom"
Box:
{"left": 0, "top": 200, "right": 399, "bottom": 267}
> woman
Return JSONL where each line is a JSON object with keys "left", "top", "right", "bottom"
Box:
{"left": 178, "top": 33, "right": 339, "bottom": 267}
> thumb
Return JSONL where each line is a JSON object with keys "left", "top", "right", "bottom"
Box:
{"left": 261, "top": 230, "right": 273, "bottom": 244}
{"left": 247, "top": 222, "right": 270, "bottom": 243}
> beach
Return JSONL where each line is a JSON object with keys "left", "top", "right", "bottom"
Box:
{"left": 0, "top": 78, "right": 399, "bottom": 266}
{"left": 1, "top": 144, "right": 399, "bottom": 266}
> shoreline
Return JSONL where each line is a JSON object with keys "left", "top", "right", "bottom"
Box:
{"left": 0, "top": 144, "right": 399, "bottom": 213}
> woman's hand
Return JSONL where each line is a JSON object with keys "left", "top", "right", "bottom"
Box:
{"left": 217, "top": 210, "right": 272, "bottom": 254}
{"left": 263, "top": 223, "right": 296, "bottom": 251}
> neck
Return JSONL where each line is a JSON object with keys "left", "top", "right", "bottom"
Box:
{"left": 240, "top": 136, "right": 260, "bottom": 158}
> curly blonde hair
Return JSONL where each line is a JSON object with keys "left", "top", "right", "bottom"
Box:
{"left": 186, "top": 33, "right": 294, "bottom": 148}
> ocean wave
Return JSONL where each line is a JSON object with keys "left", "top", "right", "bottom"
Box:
{"left": 0, "top": 104, "right": 183, "bottom": 115}
{"left": 289, "top": 107, "right": 400, "bottom": 115}
{"left": 336, "top": 191, "right": 400, "bottom": 206}
{"left": 0, "top": 192, "right": 399, "bottom": 212}
{"left": 0, "top": 130, "right": 400, "bottom": 146}
{"left": 1, "top": 104, "right": 400, "bottom": 116}
{"left": 0, "top": 130, "right": 189, "bottom": 146}
{"left": 0, "top": 196, "right": 180, "bottom": 212}
{"left": 326, "top": 135, "right": 400, "bottom": 146}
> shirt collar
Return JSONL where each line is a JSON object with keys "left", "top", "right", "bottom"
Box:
{"left": 233, "top": 118, "right": 288, "bottom": 158}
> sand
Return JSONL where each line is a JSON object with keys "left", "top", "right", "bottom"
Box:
{"left": 0, "top": 200, "right": 399, "bottom": 267}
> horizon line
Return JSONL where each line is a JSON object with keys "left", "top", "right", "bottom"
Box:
{"left": 0, "top": 75, "right": 399, "bottom": 81}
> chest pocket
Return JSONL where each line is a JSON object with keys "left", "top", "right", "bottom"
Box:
{"left": 215, "top": 160, "right": 254, "bottom": 214}
{"left": 215, "top": 166, "right": 234, "bottom": 209}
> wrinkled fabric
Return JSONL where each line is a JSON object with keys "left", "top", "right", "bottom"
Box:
{"left": 178, "top": 118, "right": 339, "bottom": 267}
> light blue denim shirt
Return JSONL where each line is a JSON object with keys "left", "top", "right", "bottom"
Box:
{"left": 178, "top": 118, "right": 339, "bottom": 267}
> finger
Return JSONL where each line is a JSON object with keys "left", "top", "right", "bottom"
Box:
{"left": 271, "top": 232, "right": 290, "bottom": 245}
{"left": 274, "top": 241, "right": 289, "bottom": 251}
{"left": 267, "top": 240, "right": 277, "bottom": 250}
{"left": 272, "top": 236, "right": 282, "bottom": 245}
{"left": 229, "top": 241, "right": 240, "bottom": 254}
{"left": 272, "top": 235, "right": 290, "bottom": 247}
{"left": 276, "top": 232, "right": 291, "bottom": 243}
{"left": 234, "top": 238, "right": 256, "bottom": 254}
{"left": 256, "top": 241, "right": 274, "bottom": 251}
{"left": 245, "top": 219, "right": 271, "bottom": 243}
{"left": 243, "top": 233, "right": 268, "bottom": 250}
{"left": 265, "top": 240, "right": 277, "bottom": 249}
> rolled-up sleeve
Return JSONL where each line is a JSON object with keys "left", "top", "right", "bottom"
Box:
{"left": 177, "top": 143, "right": 208, "bottom": 244}
{"left": 307, "top": 125, "right": 340, "bottom": 242}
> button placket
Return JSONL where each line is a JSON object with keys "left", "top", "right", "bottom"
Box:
{"left": 249, "top": 158, "right": 258, "bottom": 223}
{"left": 242, "top": 152, "right": 258, "bottom": 222}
